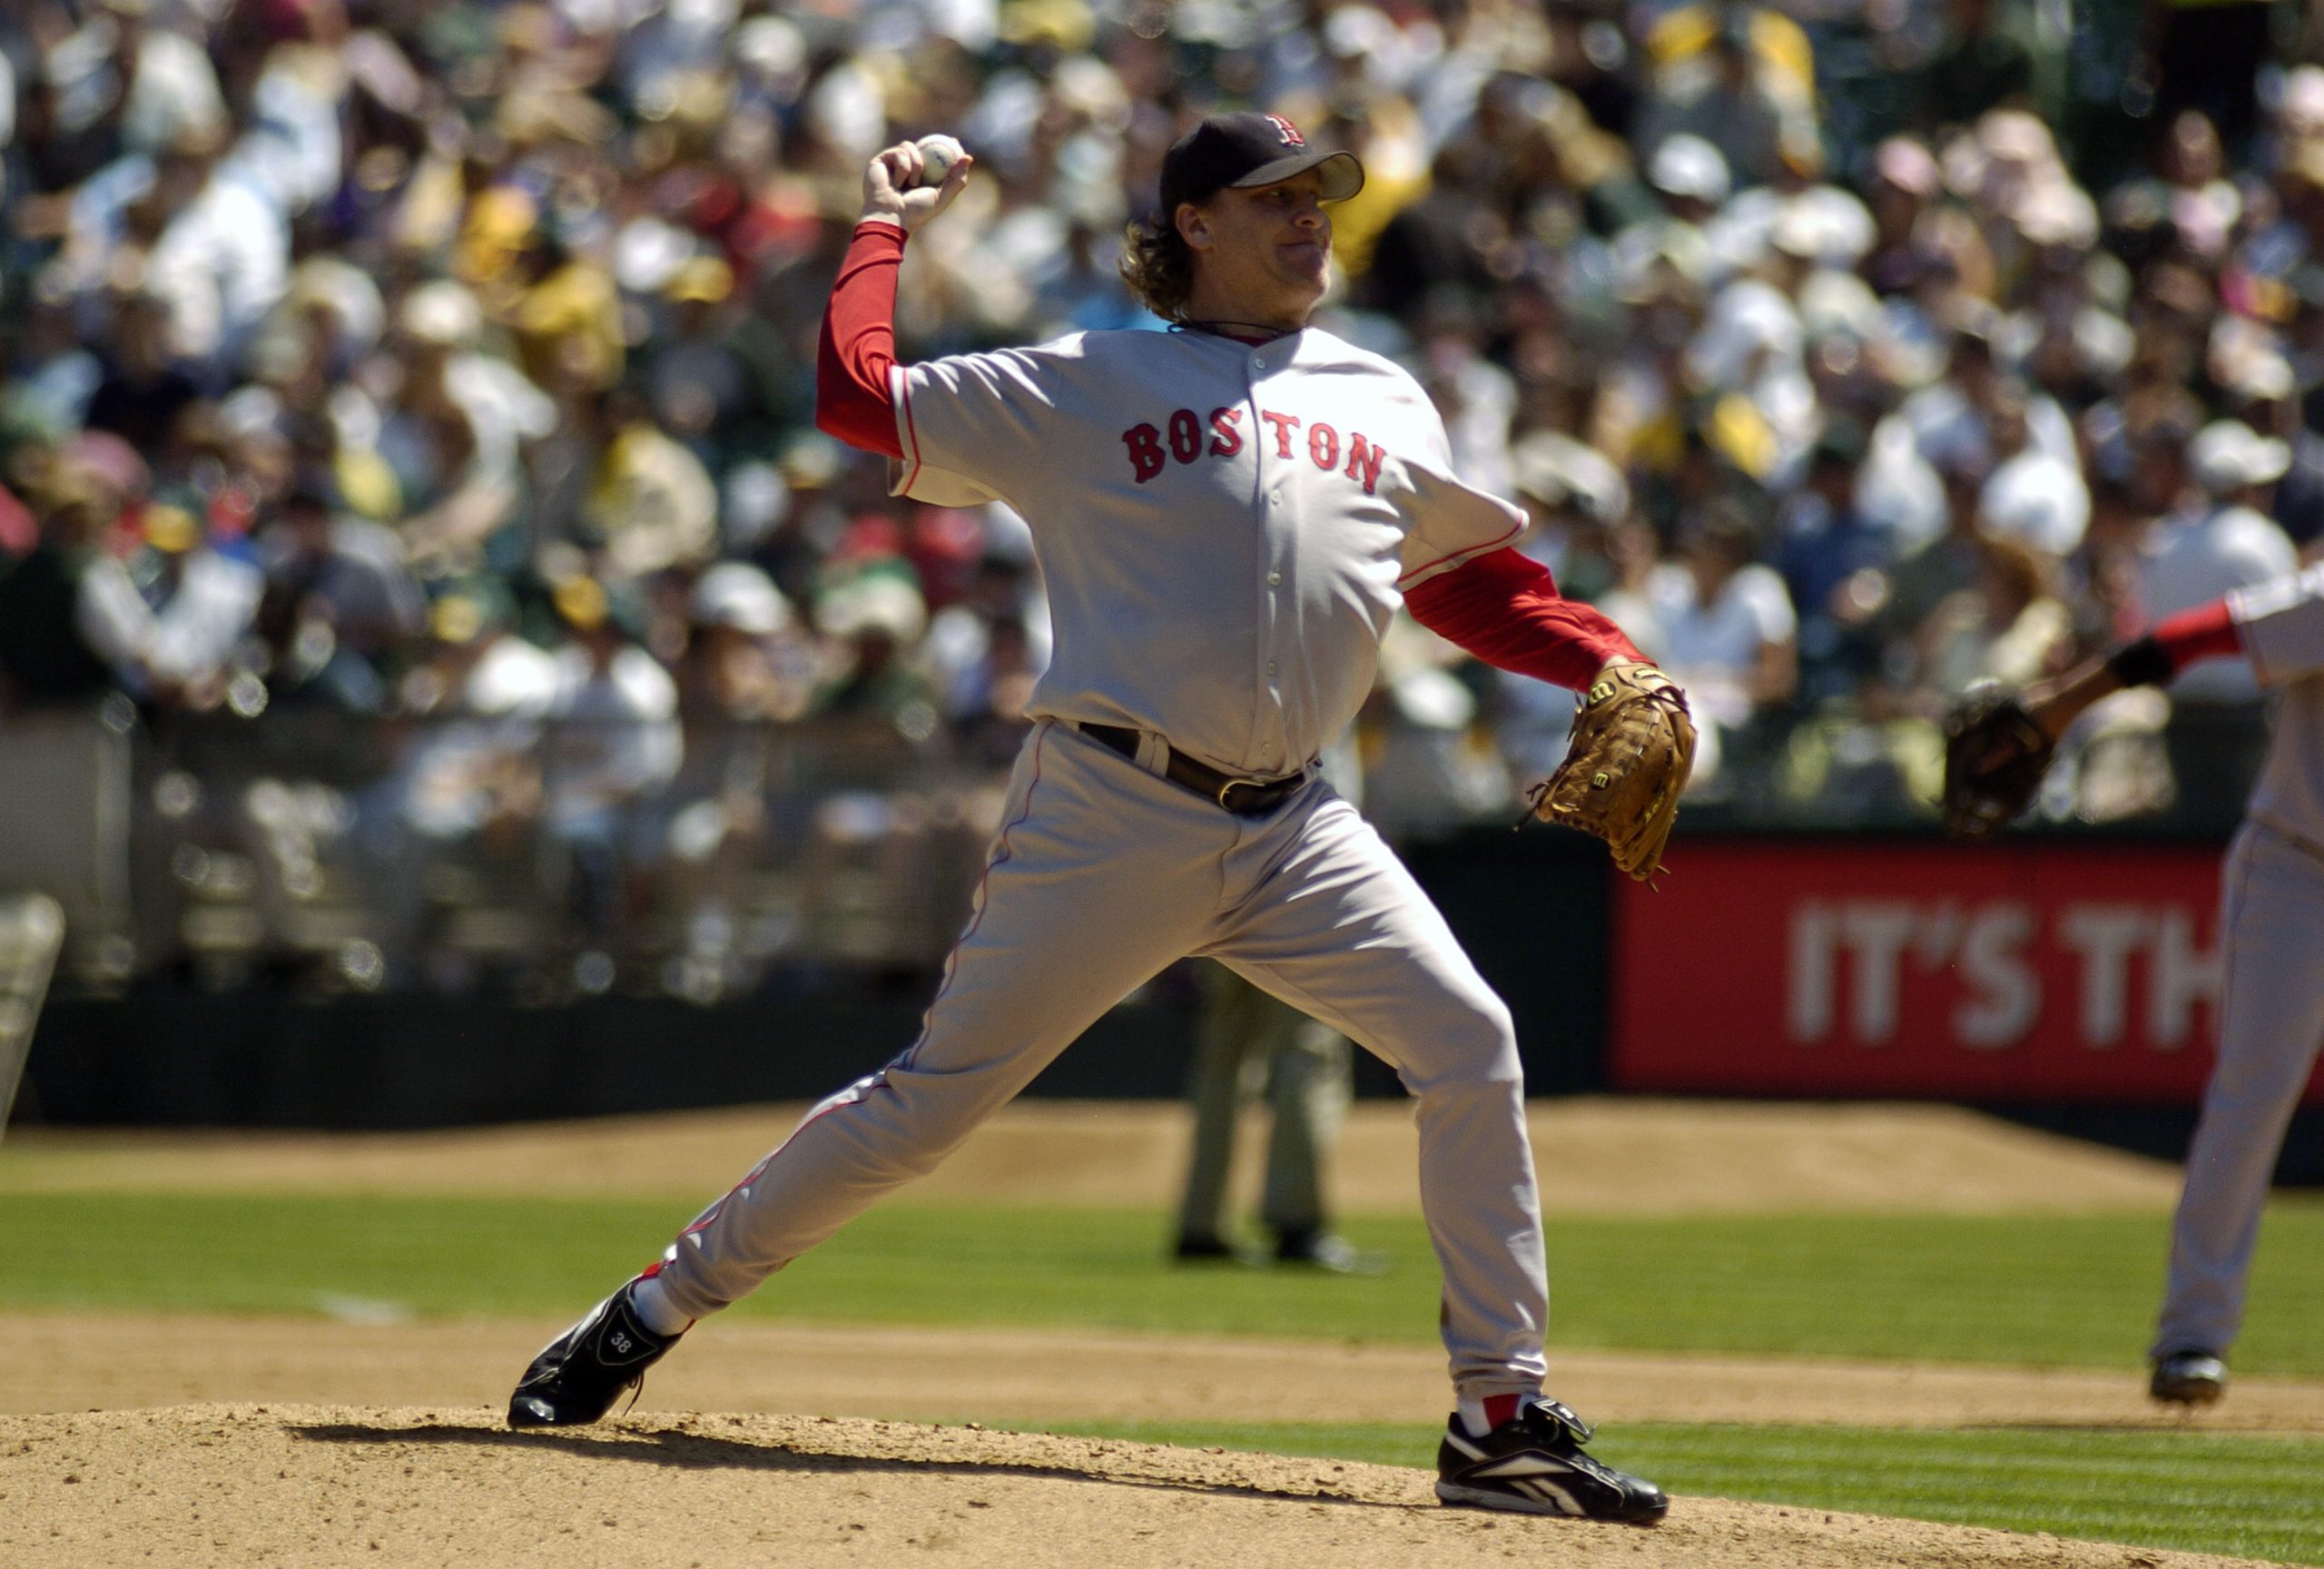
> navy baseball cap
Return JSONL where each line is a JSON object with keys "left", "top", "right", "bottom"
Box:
{"left": 1159, "top": 112, "right": 1365, "bottom": 215}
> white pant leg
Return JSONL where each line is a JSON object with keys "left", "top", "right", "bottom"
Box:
{"left": 2153, "top": 823, "right": 2324, "bottom": 1358}
{"left": 655, "top": 724, "right": 1232, "bottom": 1319}
{"left": 1201, "top": 786, "right": 1546, "bottom": 1403}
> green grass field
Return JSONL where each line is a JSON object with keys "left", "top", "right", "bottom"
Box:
{"left": 5, "top": 1194, "right": 2321, "bottom": 1376}
{"left": 6, "top": 1192, "right": 2322, "bottom": 1563}
{"left": 1040, "top": 1419, "right": 2324, "bottom": 1568}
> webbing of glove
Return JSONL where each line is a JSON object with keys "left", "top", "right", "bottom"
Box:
{"left": 1941, "top": 686, "right": 2054, "bottom": 839}
{"left": 1526, "top": 665, "right": 1697, "bottom": 883}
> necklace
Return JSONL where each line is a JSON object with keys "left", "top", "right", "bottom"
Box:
{"left": 1173, "top": 319, "right": 1300, "bottom": 344}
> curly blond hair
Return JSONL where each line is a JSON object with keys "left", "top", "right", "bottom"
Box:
{"left": 1118, "top": 212, "right": 1196, "bottom": 322}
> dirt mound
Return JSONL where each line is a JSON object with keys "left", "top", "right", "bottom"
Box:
{"left": 0, "top": 1404, "right": 2280, "bottom": 1569}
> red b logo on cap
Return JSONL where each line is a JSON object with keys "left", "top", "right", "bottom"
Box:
{"left": 1265, "top": 115, "right": 1305, "bottom": 147}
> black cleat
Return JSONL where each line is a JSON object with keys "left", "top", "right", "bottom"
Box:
{"left": 507, "top": 1279, "right": 684, "bottom": 1428}
{"left": 1436, "top": 1396, "right": 1669, "bottom": 1524}
{"left": 1173, "top": 1232, "right": 1237, "bottom": 1260}
{"left": 2150, "top": 1349, "right": 2228, "bottom": 1406}
{"left": 1171, "top": 1232, "right": 1262, "bottom": 1266}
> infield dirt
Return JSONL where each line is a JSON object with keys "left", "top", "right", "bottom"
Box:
{"left": 2, "top": 1099, "right": 2319, "bottom": 1567}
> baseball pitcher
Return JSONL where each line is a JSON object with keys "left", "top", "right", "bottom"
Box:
{"left": 507, "top": 114, "right": 1692, "bottom": 1522}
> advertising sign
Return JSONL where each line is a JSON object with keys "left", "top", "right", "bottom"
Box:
{"left": 1609, "top": 839, "right": 2318, "bottom": 1103}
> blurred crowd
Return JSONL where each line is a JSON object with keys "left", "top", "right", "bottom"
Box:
{"left": 4, "top": 0, "right": 2323, "bottom": 915}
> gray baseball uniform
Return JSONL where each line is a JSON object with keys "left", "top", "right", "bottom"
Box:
{"left": 2152, "top": 560, "right": 2324, "bottom": 1359}
{"left": 644, "top": 324, "right": 1555, "bottom": 1401}
{"left": 1177, "top": 737, "right": 1366, "bottom": 1259}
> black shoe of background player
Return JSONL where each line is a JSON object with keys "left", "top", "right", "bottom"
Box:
{"left": 507, "top": 1278, "right": 684, "bottom": 1428}
{"left": 1274, "top": 1227, "right": 1387, "bottom": 1276}
{"left": 2150, "top": 1348, "right": 2229, "bottom": 1406}
{"left": 1436, "top": 1396, "right": 1669, "bottom": 1523}
{"left": 1171, "top": 1231, "right": 1256, "bottom": 1265}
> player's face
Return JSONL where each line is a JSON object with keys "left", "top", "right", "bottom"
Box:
{"left": 1180, "top": 168, "right": 1334, "bottom": 329}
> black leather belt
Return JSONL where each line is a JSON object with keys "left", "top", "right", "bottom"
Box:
{"left": 1078, "top": 723, "right": 1309, "bottom": 816}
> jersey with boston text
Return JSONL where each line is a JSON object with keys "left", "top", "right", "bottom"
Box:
{"left": 889, "top": 325, "right": 1522, "bottom": 777}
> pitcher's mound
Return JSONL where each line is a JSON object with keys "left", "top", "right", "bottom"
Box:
{"left": 0, "top": 1404, "right": 2275, "bottom": 1569}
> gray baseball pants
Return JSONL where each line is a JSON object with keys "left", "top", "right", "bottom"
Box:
{"left": 2152, "top": 820, "right": 2324, "bottom": 1358}
{"left": 650, "top": 718, "right": 1551, "bottom": 1400}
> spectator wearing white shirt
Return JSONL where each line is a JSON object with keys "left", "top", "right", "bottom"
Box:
{"left": 2230, "top": 362, "right": 2324, "bottom": 554}
{"left": 37, "top": 0, "right": 221, "bottom": 161}
{"left": 1492, "top": 439, "right": 1659, "bottom": 788}
{"left": 1688, "top": 271, "right": 1816, "bottom": 488}
{"left": 543, "top": 574, "right": 683, "bottom": 982}
{"left": 1613, "top": 133, "right": 1729, "bottom": 290}
{"left": 1416, "top": 312, "right": 1518, "bottom": 505}
{"left": 2140, "top": 420, "right": 2300, "bottom": 814}
{"left": 231, "top": 31, "right": 350, "bottom": 220}
{"left": 1872, "top": 312, "right": 2077, "bottom": 480}
{"left": 381, "top": 281, "right": 558, "bottom": 478}
{"left": 379, "top": 588, "right": 563, "bottom": 985}
{"left": 75, "top": 500, "right": 261, "bottom": 711}
{"left": 1646, "top": 505, "right": 1799, "bottom": 794}
{"left": 375, "top": 283, "right": 545, "bottom": 577}
{"left": 393, "top": 591, "right": 562, "bottom": 842}
{"left": 2142, "top": 422, "right": 2301, "bottom": 697}
{"left": 1977, "top": 380, "right": 2090, "bottom": 558}
{"left": 1704, "top": 134, "right": 1876, "bottom": 295}
{"left": 1916, "top": 531, "right": 2073, "bottom": 701}
{"left": 68, "top": 118, "right": 287, "bottom": 372}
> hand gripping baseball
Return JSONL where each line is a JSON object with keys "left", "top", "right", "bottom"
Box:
{"left": 1940, "top": 684, "right": 2056, "bottom": 837}
{"left": 862, "top": 137, "right": 974, "bottom": 234}
{"left": 1527, "top": 662, "right": 1697, "bottom": 883}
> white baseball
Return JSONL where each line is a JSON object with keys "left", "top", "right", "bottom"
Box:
{"left": 913, "top": 133, "right": 966, "bottom": 188}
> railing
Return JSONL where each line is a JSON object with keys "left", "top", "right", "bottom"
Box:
{"left": 4, "top": 704, "right": 1011, "bottom": 1000}
{"left": 0, "top": 694, "right": 2251, "bottom": 1000}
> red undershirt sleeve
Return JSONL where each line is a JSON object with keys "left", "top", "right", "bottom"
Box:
{"left": 815, "top": 221, "right": 908, "bottom": 460}
{"left": 1403, "top": 548, "right": 1647, "bottom": 692}
{"left": 2151, "top": 598, "right": 2245, "bottom": 672}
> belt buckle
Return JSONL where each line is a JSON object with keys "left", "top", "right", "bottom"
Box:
{"left": 1216, "top": 776, "right": 1267, "bottom": 813}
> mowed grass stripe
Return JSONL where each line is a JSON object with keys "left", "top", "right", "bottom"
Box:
{"left": 1615, "top": 1425, "right": 2324, "bottom": 1565}
{"left": 1038, "top": 1419, "right": 2324, "bottom": 1566}
{"left": 4, "top": 1195, "right": 2322, "bottom": 1376}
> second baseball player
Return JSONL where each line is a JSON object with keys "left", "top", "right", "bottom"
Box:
{"left": 1947, "top": 560, "right": 2324, "bottom": 1405}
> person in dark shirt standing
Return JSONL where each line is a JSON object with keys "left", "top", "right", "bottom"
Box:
{"left": 82, "top": 283, "right": 202, "bottom": 454}
{"left": 0, "top": 480, "right": 118, "bottom": 713}
{"left": 1918, "top": 0, "right": 2034, "bottom": 133}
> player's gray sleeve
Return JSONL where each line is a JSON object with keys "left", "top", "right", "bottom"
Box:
{"left": 1386, "top": 390, "right": 1526, "bottom": 587}
{"left": 2230, "top": 562, "right": 2324, "bottom": 686}
{"left": 893, "top": 342, "right": 1078, "bottom": 508}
